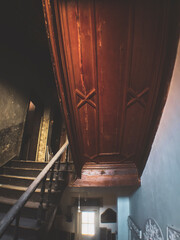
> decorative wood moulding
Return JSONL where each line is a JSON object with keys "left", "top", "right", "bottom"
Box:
{"left": 69, "top": 163, "right": 140, "bottom": 189}
{"left": 43, "top": 0, "right": 180, "bottom": 179}
{"left": 76, "top": 89, "right": 96, "bottom": 109}
{"left": 127, "top": 88, "right": 149, "bottom": 109}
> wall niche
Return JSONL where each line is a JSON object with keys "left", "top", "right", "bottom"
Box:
{"left": 101, "top": 208, "right": 116, "bottom": 223}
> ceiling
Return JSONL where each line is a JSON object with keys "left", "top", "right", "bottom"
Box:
{"left": 43, "top": 0, "right": 180, "bottom": 188}
{"left": 0, "top": 0, "right": 58, "bottom": 104}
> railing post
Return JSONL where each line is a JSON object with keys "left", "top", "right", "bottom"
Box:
{"left": 54, "top": 156, "right": 62, "bottom": 191}
{"left": 63, "top": 147, "right": 69, "bottom": 181}
{"left": 37, "top": 174, "right": 47, "bottom": 225}
{"left": 65, "top": 146, "right": 69, "bottom": 164}
{"left": 13, "top": 212, "right": 20, "bottom": 240}
{"left": 46, "top": 165, "right": 55, "bottom": 208}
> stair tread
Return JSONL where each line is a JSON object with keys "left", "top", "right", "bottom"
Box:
{"left": 13, "top": 218, "right": 40, "bottom": 230}
{"left": 11, "top": 160, "right": 73, "bottom": 164}
{"left": 3, "top": 166, "right": 62, "bottom": 172}
{"left": 0, "top": 213, "right": 40, "bottom": 230}
{"left": 3, "top": 167, "right": 42, "bottom": 171}
{"left": 0, "top": 234, "right": 27, "bottom": 240}
{"left": 11, "top": 160, "right": 47, "bottom": 164}
{"left": 0, "top": 196, "right": 43, "bottom": 208}
{"left": 3, "top": 167, "right": 68, "bottom": 175}
{"left": 0, "top": 184, "right": 47, "bottom": 192}
{"left": 0, "top": 174, "right": 57, "bottom": 181}
{"left": 0, "top": 174, "right": 36, "bottom": 180}
{"left": 1, "top": 234, "right": 30, "bottom": 240}
{"left": 0, "top": 158, "right": 67, "bottom": 240}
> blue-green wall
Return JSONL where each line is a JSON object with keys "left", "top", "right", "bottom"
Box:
{"left": 129, "top": 41, "right": 180, "bottom": 236}
{"left": 117, "top": 197, "right": 129, "bottom": 240}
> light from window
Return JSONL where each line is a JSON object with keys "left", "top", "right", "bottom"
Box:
{"left": 81, "top": 211, "right": 95, "bottom": 236}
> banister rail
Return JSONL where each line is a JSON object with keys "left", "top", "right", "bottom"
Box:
{"left": 0, "top": 139, "right": 69, "bottom": 239}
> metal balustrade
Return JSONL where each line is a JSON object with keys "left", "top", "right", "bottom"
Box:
{"left": 0, "top": 140, "right": 69, "bottom": 240}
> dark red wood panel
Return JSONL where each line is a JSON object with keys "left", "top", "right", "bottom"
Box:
{"left": 96, "top": 0, "right": 131, "bottom": 155}
{"left": 70, "top": 163, "right": 140, "bottom": 189}
{"left": 43, "top": 0, "right": 180, "bottom": 178}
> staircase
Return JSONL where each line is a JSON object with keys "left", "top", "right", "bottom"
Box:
{"left": 0, "top": 158, "right": 72, "bottom": 240}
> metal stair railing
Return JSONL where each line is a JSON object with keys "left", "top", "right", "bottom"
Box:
{"left": 0, "top": 139, "right": 69, "bottom": 240}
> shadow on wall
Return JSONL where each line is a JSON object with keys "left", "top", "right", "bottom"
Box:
{"left": 0, "top": 62, "right": 30, "bottom": 166}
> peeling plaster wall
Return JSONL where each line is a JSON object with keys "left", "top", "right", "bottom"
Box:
{"left": 0, "top": 84, "right": 28, "bottom": 166}
{"left": 0, "top": 48, "right": 30, "bottom": 166}
{"left": 0, "top": 45, "right": 56, "bottom": 166}
{"left": 0, "top": 1, "right": 58, "bottom": 166}
{"left": 129, "top": 41, "right": 180, "bottom": 236}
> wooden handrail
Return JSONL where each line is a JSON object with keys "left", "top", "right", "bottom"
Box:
{"left": 0, "top": 139, "right": 69, "bottom": 238}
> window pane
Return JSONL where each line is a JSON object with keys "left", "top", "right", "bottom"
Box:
{"left": 88, "top": 212, "right": 94, "bottom": 224}
{"left": 81, "top": 212, "right": 95, "bottom": 236}
{"left": 82, "top": 211, "right": 95, "bottom": 224}
{"left": 82, "top": 212, "right": 88, "bottom": 223}
{"left": 88, "top": 224, "right": 95, "bottom": 235}
{"left": 82, "top": 224, "right": 88, "bottom": 235}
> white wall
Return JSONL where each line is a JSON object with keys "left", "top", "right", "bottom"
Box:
{"left": 54, "top": 187, "right": 118, "bottom": 235}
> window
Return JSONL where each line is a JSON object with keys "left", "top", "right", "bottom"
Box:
{"left": 81, "top": 211, "right": 95, "bottom": 236}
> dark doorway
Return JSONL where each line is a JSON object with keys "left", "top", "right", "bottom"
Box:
{"left": 21, "top": 100, "right": 42, "bottom": 161}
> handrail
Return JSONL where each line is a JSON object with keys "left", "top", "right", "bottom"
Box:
{"left": 0, "top": 139, "right": 69, "bottom": 238}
